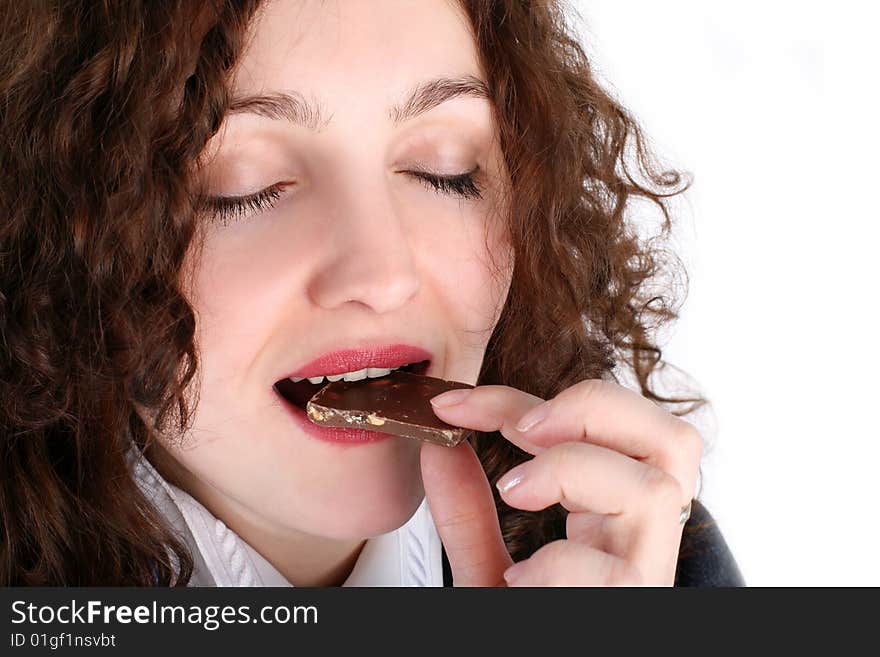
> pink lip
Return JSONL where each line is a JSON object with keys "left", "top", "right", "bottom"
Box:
{"left": 283, "top": 343, "right": 433, "bottom": 379}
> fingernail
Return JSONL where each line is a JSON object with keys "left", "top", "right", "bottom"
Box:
{"left": 503, "top": 560, "right": 528, "bottom": 585}
{"left": 496, "top": 467, "right": 526, "bottom": 494}
{"left": 429, "top": 388, "right": 472, "bottom": 408}
{"left": 515, "top": 401, "right": 550, "bottom": 433}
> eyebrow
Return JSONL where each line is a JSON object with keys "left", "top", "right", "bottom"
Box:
{"left": 227, "top": 74, "right": 491, "bottom": 132}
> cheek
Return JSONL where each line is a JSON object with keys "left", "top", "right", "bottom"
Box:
{"left": 417, "top": 213, "right": 512, "bottom": 330}
{"left": 187, "top": 238, "right": 274, "bottom": 328}
{"left": 176, "top": 263, "right": 268, "bottom": 419}
{"left": 183, "top": 238, "right": 284, "bottom": 403}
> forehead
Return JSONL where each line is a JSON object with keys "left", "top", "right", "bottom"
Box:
{"left": 233, "top": 0, "right": 483, "bottom": 103}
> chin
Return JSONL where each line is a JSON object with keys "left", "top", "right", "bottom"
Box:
{"left": 288, "top": 474, "right": 426, "bottom": 541}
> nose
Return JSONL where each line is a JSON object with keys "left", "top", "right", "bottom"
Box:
{"left": 306, "top": 186, "right": 421, "bottom": 315}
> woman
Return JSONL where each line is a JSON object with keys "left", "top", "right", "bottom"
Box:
{"left": 0, "top": 0, "right": 743, "bottom": 586}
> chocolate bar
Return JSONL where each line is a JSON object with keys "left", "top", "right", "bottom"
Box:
{"left": 306, "top": 370, "right": 474, "bottom": 446}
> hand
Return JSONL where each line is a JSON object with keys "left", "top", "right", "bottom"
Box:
{"left": 420, "top": 379, "right": 702, "bottom": 586}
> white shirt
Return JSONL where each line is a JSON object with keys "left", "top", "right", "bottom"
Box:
{"left": 127, "top": 445, "right": 445, "bottom": 587}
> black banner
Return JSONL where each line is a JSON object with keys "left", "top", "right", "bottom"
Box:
{"left": 0, "top": 587, "right": 872, "bottom": 654}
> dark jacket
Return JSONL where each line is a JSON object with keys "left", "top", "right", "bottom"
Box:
{"left": 440, "top": 499, "right": 745, "bottom": 586}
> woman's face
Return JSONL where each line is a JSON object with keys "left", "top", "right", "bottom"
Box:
{"left": 163, "top": 0, "right": 513, "bottom": 541}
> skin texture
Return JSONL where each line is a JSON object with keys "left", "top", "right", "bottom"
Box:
{"left": 146, "top": 0, "right": 514, "bottom": 586}
{"left": 148, "top": 0, "right": 702, "bottom": 587}
{"left": 424, "top": 380, "right": 702, "bottom": 586}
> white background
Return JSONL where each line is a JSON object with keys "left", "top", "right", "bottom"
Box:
{"left": 569, "top": 0, "right": 878, "bottom": 585}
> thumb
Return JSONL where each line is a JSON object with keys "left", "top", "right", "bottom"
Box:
{"left": 420, "top": 440, "right": 514, "bottom": 586}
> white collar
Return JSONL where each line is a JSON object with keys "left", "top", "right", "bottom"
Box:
{"left": 127, "top": 444, "right": 444, "bottom": 587}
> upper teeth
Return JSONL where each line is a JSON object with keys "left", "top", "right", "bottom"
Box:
{"left": 290, "top": 365, "right": 408, "bottom": 384}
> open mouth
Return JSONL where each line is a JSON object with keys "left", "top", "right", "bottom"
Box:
{"left": 273, "top": 359, "right": 430, "bottom": 410}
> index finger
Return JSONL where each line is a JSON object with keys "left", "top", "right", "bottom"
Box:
{"left": 429, "top": 384, "right": 550, "bottom": 456}
{"left": 430, "top": 379, "right": 702, "bottom": 501}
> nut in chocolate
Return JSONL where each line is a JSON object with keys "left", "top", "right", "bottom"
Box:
{"left": 306, "top": 370, "right": 474, "bottom": 446}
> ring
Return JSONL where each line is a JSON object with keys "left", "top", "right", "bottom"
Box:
{"left": 679, "top": 501, "right": 692, "bottom": 525}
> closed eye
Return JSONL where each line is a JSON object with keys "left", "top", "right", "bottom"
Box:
{"left": 201, "top": 167, "right": 483, "bottom": 226}
{"left": 408, "top": 167, "right": 483, "bottom": 201}
{"left": 202, "top": 183, "right": 287, "bottom": 227}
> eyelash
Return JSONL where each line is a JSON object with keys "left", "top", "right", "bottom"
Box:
{"left": 409, "top": 169, "right": 483, "bottom": 201}
{"left": 204, "top": 185, "right": 285, "bottom": 227}
{"left": 203, "top": 169, "right": 483, "bottom": 226}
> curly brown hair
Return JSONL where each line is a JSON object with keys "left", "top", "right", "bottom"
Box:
{"left": 0, "top": 0, "right": 707, "bottom": 585}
